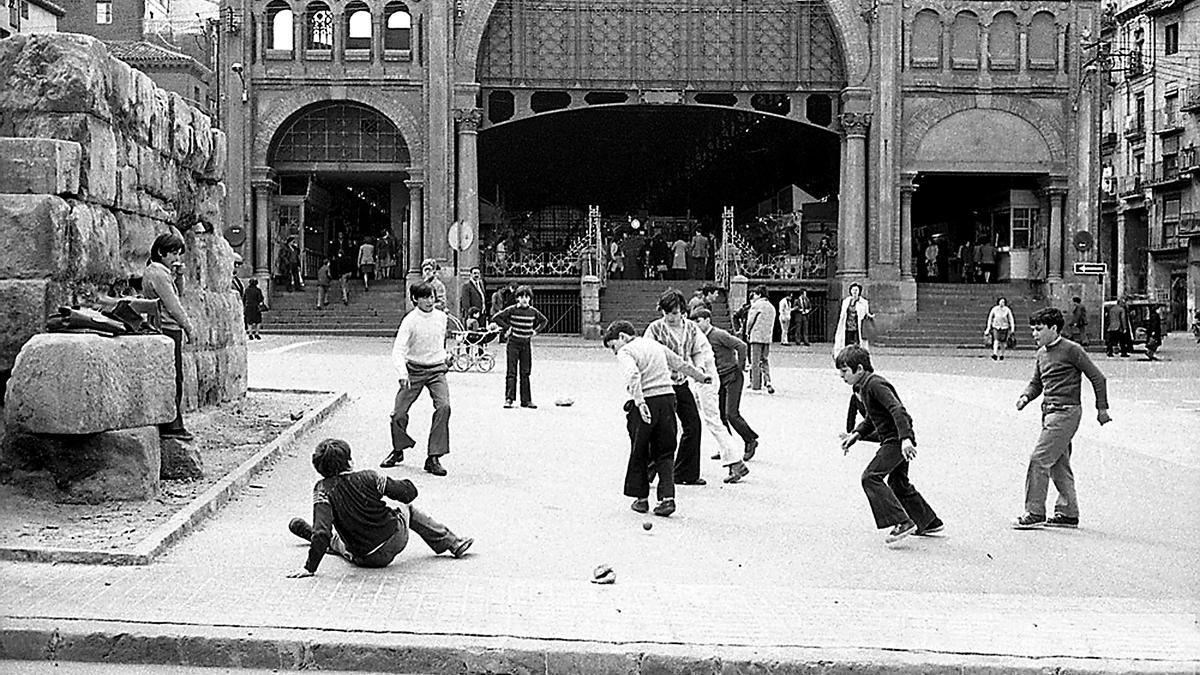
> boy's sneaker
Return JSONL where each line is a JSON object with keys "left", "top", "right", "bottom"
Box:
{"left": 723, "top": 462, "right": 750, "bottom": 484}
{"left": 288, "top": 518, "right": 313, "bottom": 542}
{"left": 884, "top": 521, "right": 916, "bottom": 543}
{"left": 915, "top": 518, "right": 944, "bottom": 536}
{"left": 652, "top": 498, "right": 676, "bottom": 517}
{"left": 743, "top": 438, "right": 758, "bottom": 462}
{"left": 630, "top": 498, "right": 650, "bottom": 514}
{"left": 449, "top": 537, "right": 474, "bottom": 558}
{"left": 1045, "top": 515, "right": 1079, "bottom": 528}
{"left": 766, "top": 385, "right": 775, "bottom": 395}
{"left": 379, "top": 449, "right": 404, "bottom": 468}
{"left": 1012, "top": 513, "right": 1046, "bottom": 529}
{"left": 520, "top": 402, "right": 538, "bottom": 409}
{"left": 504, "top": 400, "right": 515, "bottom": 409}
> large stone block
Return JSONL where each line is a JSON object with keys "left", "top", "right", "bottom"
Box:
{"left": 169, "top": 93, "right": 195, "bottom": 166}
{"left": 0, "top": 194, "right": 71, "bottom": 279}
{"left": 0, "top": 138, "right": 82, "bottom": 196}
{"left": 204, "top": 129, "right": 227, "bottom": 181}
{"left": 3, "top": 426, "right": 161, "bottom": 503}
{"left": 189, "top": 107, "right": 212, "bottom": 174}
{"left": 0, "top": 34, "right": 114, "bottom": 122}
{"left": 149, "top": 88, "right": 172, "bottom": 156}
{"left": 0, "top": 279, "right": 65, "bottom": 373}
{"left": 69, "top": 201, "right": 121, "bottom": 281}
{"left": 5, "top": 333, "right": 176, "bottom": 435}
{"left": 116, "top": 211, "right": 165, "bottom": 273}
{"left": 4, "top": 113, "right": 118, "bottom": 206}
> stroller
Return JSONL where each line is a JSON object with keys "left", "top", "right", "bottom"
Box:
{"left": 449, "top": 315, "right": 501, "bottom": 372}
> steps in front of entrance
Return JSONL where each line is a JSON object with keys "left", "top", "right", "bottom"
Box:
{"left": 875, "top": 283, "right": 1050, "bottom": 349}
{"left": 600, "top": 279, "right": 731, "bottom": 332}
{"left": 260, "top": 280, "right": 408, "bottom": 337}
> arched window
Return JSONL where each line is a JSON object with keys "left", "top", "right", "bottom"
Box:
{"left": 270, "top": 102, "right": 411, "bottom": 165}
{"left": 951, "top": 10, "right": 980, "bottom": 69}
{"left": 988, "top": 11, "right": 1017, "bottom": 69}
{"left": 306, "top": 1, "right": 333, "bottom": 51}
{"left": 911, "top": 9, "right": 941, "bottom": 67}
{"left": 384, "top": 3, "right": 411, "bottom": 51}
{"left": 346, "top": 2, "right": 371, "bottom": 51}
{"left": 266, "top": 1, "right": 293, "bottom": 51}
{"left": 1028, "top": 12, "right": 1057, "bottom": 68}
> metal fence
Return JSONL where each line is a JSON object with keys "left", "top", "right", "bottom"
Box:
{"left": 532, "top": 288, "right": 581, "bottom": 334}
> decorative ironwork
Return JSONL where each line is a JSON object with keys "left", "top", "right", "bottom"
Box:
{"left": 734, "top": 252, "right": 833, "bottom": 281}
{"left": 584, "top": 205, "right": 606, "bottom": 283}
{"left": 478, "top": 0, "right": 846, "bottom": 91}
{"left": 716, "top": 205, "right": 734, "bottom": 287}
{"left": 482, "top": 251, "right": 583, "bottom": 278}
{"left": 270, "top": 102, "right": 410, "bottom": 164}
{"left": 307, "top": 4, "right": 334, "bottom": 50}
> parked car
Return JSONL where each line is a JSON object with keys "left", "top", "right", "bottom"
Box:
{"left": 1101, "top": 298, "right": 1166, "bottom": 352}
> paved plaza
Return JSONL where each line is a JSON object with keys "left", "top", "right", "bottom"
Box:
{"left": 2, "top": 335, "right": 1199, "bottom": 672}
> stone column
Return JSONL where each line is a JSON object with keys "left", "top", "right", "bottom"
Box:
{"left": 580, "top": 274, "right": 601, "bottom": 340}
{"left": 837, "top": 110, "right": 872, "bottom": 279}
{"left": 1045, "top": 185, "right": 1067, "bottom": 282}
{"left": 425, "top": 0, "right": 452, "bottom": 263}
{"left": 250, "top": 167, "right": 277, "bottom": 281}
{"left": 1115, "top": 209, "right": 1127, "bottom": 297}
{"left": 454, "top": 107, "right": 482, "bottom": 271}
{"left": 405, "top": 170, "right": 425, "bottom": 276}
{"left": 728, "top": 275, "right": 749, "bottom": 320}
{"left": 899, "top": 172, "right": 916, "bottom": 280}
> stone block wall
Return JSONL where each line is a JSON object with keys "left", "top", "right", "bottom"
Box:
{"left": 0, "top": 33, "right": 245, "bottom": 412}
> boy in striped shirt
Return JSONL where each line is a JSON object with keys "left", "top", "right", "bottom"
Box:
{"left": 489, "top": 285, "right": 549, "bottom": 409}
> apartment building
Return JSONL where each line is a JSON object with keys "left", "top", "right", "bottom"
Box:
{"left": 1100, "top": 0, "right": 1199, "bottom": 329}
{"left": 1, "top": 0, "right": 64, "bottom": 37}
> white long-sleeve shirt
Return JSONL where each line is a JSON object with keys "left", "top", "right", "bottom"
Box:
{"left": 987, "top": 305, "right": 1016, "bottom": 331}
{"left": 616, "top": 337, "right": 691, "bottom": 406}
{"left": 392, "top": 307, "right": 448, "bottom": 374}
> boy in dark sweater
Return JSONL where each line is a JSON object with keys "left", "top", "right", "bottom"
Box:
{"left": 490, "top": 285, "right": 549, "bottom": 409}
{"left": 837, "top": 345, "right": 942, "bottom": 544}
{"left": 693, "top": 308, "right": 760, "bottom": 464}
{"left": 286, "top": 438, "right": 473, "bottom": 578}
{"left": 1013, "top": 307, "right": 1110, "bottom": 529}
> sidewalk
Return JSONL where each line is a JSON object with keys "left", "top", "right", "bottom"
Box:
{"left": 2, "top": 338, "right": 1198, "bottom": 673}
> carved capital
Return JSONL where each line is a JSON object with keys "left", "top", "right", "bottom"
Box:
{"left": 838, "top": 112, "right": 873, "bottom": 137}
{"left": 454, "top": 108, "right": 483, "bottom": 131}
{"left": 899, "top": 171, "right": 918, "bottom": 194}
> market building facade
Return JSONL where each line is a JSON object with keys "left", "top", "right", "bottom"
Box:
{"left": 217, "top": 0, "right": 1104, "bottom": 333}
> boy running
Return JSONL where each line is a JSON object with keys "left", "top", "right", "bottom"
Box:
{"left": 380, "top": 281, "right": 453, "bottom": 476}
{"left": 287, "top": 438, "right": 472, "bottom": 578}
{"left": 489, "top": 285, "right": 549, "bottom": 408}
{"left": 693, "top": 307, "right": 758, "bottom": 473}
{"left": 1013, "top": 307, "right": 1111, "bottom": 529}
{"left": 837, "top": 345, "right": 942, "bottom": 544}
{"left": 604, "top": 321, "right": 712, "bottom": 517}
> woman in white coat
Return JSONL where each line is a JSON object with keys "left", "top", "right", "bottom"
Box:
{"left": 832, "top": 282, "right": 873, "bottom": 355}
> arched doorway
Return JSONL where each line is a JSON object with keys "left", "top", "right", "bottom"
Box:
{"left": 472, "top": 0, "right": 848, "bottom": 282}
{"left": 267, "top": 101, "right": 412, "bottom": 280}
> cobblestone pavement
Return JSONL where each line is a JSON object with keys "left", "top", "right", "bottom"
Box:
{"left": 2, "top": 334, "right": 1198, "bottom": 668}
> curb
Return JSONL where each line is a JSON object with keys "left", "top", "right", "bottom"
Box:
{"left": 0, "top": 389, "right": 348, "bottom": 566}
{"left": 0, "top": 619, "right": 1195, "bottom": 675}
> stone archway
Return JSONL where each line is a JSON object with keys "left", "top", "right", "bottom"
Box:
{"left": 902, "top": 97, "right": 1067, "bottom": 172}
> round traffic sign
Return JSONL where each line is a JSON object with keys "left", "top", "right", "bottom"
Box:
{"left": 448, "top": 221, "right": 475, "bottom": 252}
{"left": 1072, "top": 230, "right": 1093, "bottom": 252}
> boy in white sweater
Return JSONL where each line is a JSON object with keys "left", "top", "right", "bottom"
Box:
{"left": 380, "top": 281, "right": 453, "bottom": 476}
{"left": 603, "top": 320, "right": 711, "bottom": 517}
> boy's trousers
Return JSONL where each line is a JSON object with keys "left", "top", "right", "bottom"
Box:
{"left": 691, "top": 379, "right": 739, "bottom": 467}
{"left": 329, "top": 504, "right": 458, "bottom": 568}
{"left": 671, "top": 383, "right": 703, "bottom": 483}
{"left": 749, "top": 342, "right": 772, "bottom": 389}
{"left": 390, "top": 367, "right": 451, "bottom": 457}
{"left": 861, "top": 441, "right": 938, "bottom": 529}
{"left": 505, "top": 339, "right": 533, "bottom": 404}
{"left": 718, "top": 368, "right": 758, "bottom": 444}
{"left": 624, "top": 394, "right": 677, "bottom": 501}
{"left": 1024, "top": 404, "right": 1081, "bottom": 519}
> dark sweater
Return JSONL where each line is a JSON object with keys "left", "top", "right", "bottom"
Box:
{"left": 851, "top": 372, "right": 915, "bottom": 446}
{"left": 306, "top": 470, "right": 418, "bottom": 572}
{"left": 701, "top": 325, "right": 747, "bottom": 375}
{"left": 1021, "top": 338, "right": 1109, "bottom": 410}
{"left": 491, "top": 304, "right": 548, "bottom": 343}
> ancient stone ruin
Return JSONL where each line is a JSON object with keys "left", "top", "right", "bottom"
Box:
{"left": 0, "top": 33, "right": 246, "bottom": 502}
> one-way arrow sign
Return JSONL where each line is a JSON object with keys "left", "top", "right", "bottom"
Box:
{"left": 1073, "top": 262, "right": 1107, "bottom": 275}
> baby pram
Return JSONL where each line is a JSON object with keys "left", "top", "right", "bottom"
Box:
{"left": 449, "top": 319, "right": 501, "bottom": 372}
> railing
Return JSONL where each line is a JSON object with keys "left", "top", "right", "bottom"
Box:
{"left": 1117, "top": 174, "right": 1144, "bottom": 196}
{"left": 533, "top": 288, "right": 581, "bottom": 334}
{"left": 1157, "top": 110, "right": 1184, "bottom": 133}
{"left": 482, "top": 251, "right": 583, "bottom": 278}
{"left": 1123, "top": 117, "right": 1145, "bottom": 138}
{"left": 1147, "top": 160, "right": 1186, "bottom": 185}
{"left": 1180, "top": 213, "right": 1200, "bottom": 237}
{"left": 1182, "top": 84, "right": 1200, "bottom": 112}
{"left": 1127, "top": 51, "right": 1144, "bottom": 77}
{"left": 1181, "top": 146, "right": 1200, "bottom": 171}
{"left": 734, "top": 252, "right": 834, "bottom": 281}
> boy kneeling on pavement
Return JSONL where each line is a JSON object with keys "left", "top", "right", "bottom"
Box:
{"left": 286, "top": 439, "right": 473, "bottom": 578}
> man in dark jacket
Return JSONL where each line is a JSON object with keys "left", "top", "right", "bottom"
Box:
{"left": 1105, "top": 299, "right": 1130, "bottom": 357}
{"left": 461, "top": 266, "right": 488, "bottom": 322}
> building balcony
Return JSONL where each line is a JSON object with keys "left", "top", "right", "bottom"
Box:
{"left": 1123, "top": 117, "right": 1145, "bottom": 140}
{"left": 1182, "top": 146, "right": 1200, "bottom": 173}
{"left": 1180, "top": 213, "right": 1200, "bottom": 238}
{"left": 1156, "top": 110, "right": 1185, "bottom": 135}
{"left": 1100, "top": 131, "right": 1117, "bottom": 147}
{"left": 1146, "top": 161, "right": 1190, "bottom": 188}
{"left": 1183, "top": 85, "right": 1200, "bottom": 113}
{"left": 1117, "top": 174, "right": 1145, "bottom": 198}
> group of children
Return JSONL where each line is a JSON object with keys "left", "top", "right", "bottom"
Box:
{"left": 286, "top": 285, "right": 1113, "bottom": 578}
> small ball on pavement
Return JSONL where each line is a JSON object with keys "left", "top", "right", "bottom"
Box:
{"left": 642, "top": 521, "right": 653, "bottom": 531}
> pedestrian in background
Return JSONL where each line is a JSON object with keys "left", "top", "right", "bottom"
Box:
{"left": 689, "top": 229, "right": 710, "bottom": 280}
{"left": 490, "top": 285, "right": 549, "bottom": 409}
{"left": 976, "top": 238, "right": 997, "bottom": 283}
{"left": 670, "top": 233, "right": 689, "bottom": 280}
{"left": 419, "top": 258, "right": 447, "bottom": 310}
{"left": 833, "top": 282, "right": 872, "bottom": 355}
{"left": 315, "top": 257, "right": 331, "bottom": 310}
{"left": 794, "top": 289, "right": 813, "bottom": 346}
{"left": 1067, "top": 296, "right": 1088, "bottom": 346}
{"left": 984, "top": 297, "right": 1016, "bottom": 361}
{"left": 1013, "top": 307, "right": 1110, "bottom": 529}
{"left": 745, "top": 285, "right": 776, "bottom": 393}
{"left": 286, "top": 438, "right": 472, "bottom": 579}
{"left": 336, "top": 249, "right": 353, "bottom": 306}
{"left": 243, "top": 278, "right": 265, "bottom": 340}
{"left": 358, "top": 237, "right": 376, "bottom": 293}
{"left": 1105, "top": 299, "right": 1131, "bottom": 357}
{"left": 143, "top": 231, "right": 197, "bottom": 441}
{"left": 837, "top": 345, "right": 943, "bottom": 544}
{"left": 380, "top": 281, "right": 453, "bottom": 477}
{"left": 460, "top": 266, "right": 487, "bottom": 323}
{"left": 603, "top": 320, "right": 711, "bottom": 518}
{"left": 1145, "top": 305, "right": 1164, "bottom": 361}
{"left": 778, "top": 293, "right": 792, "bottom": 346}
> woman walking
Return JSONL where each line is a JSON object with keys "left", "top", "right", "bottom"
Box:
{"left": 984, "top": 296, "right": 1016, "bottom": 361}
{"left": 833, "top": 282, "right": 873, "bottom": 354}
